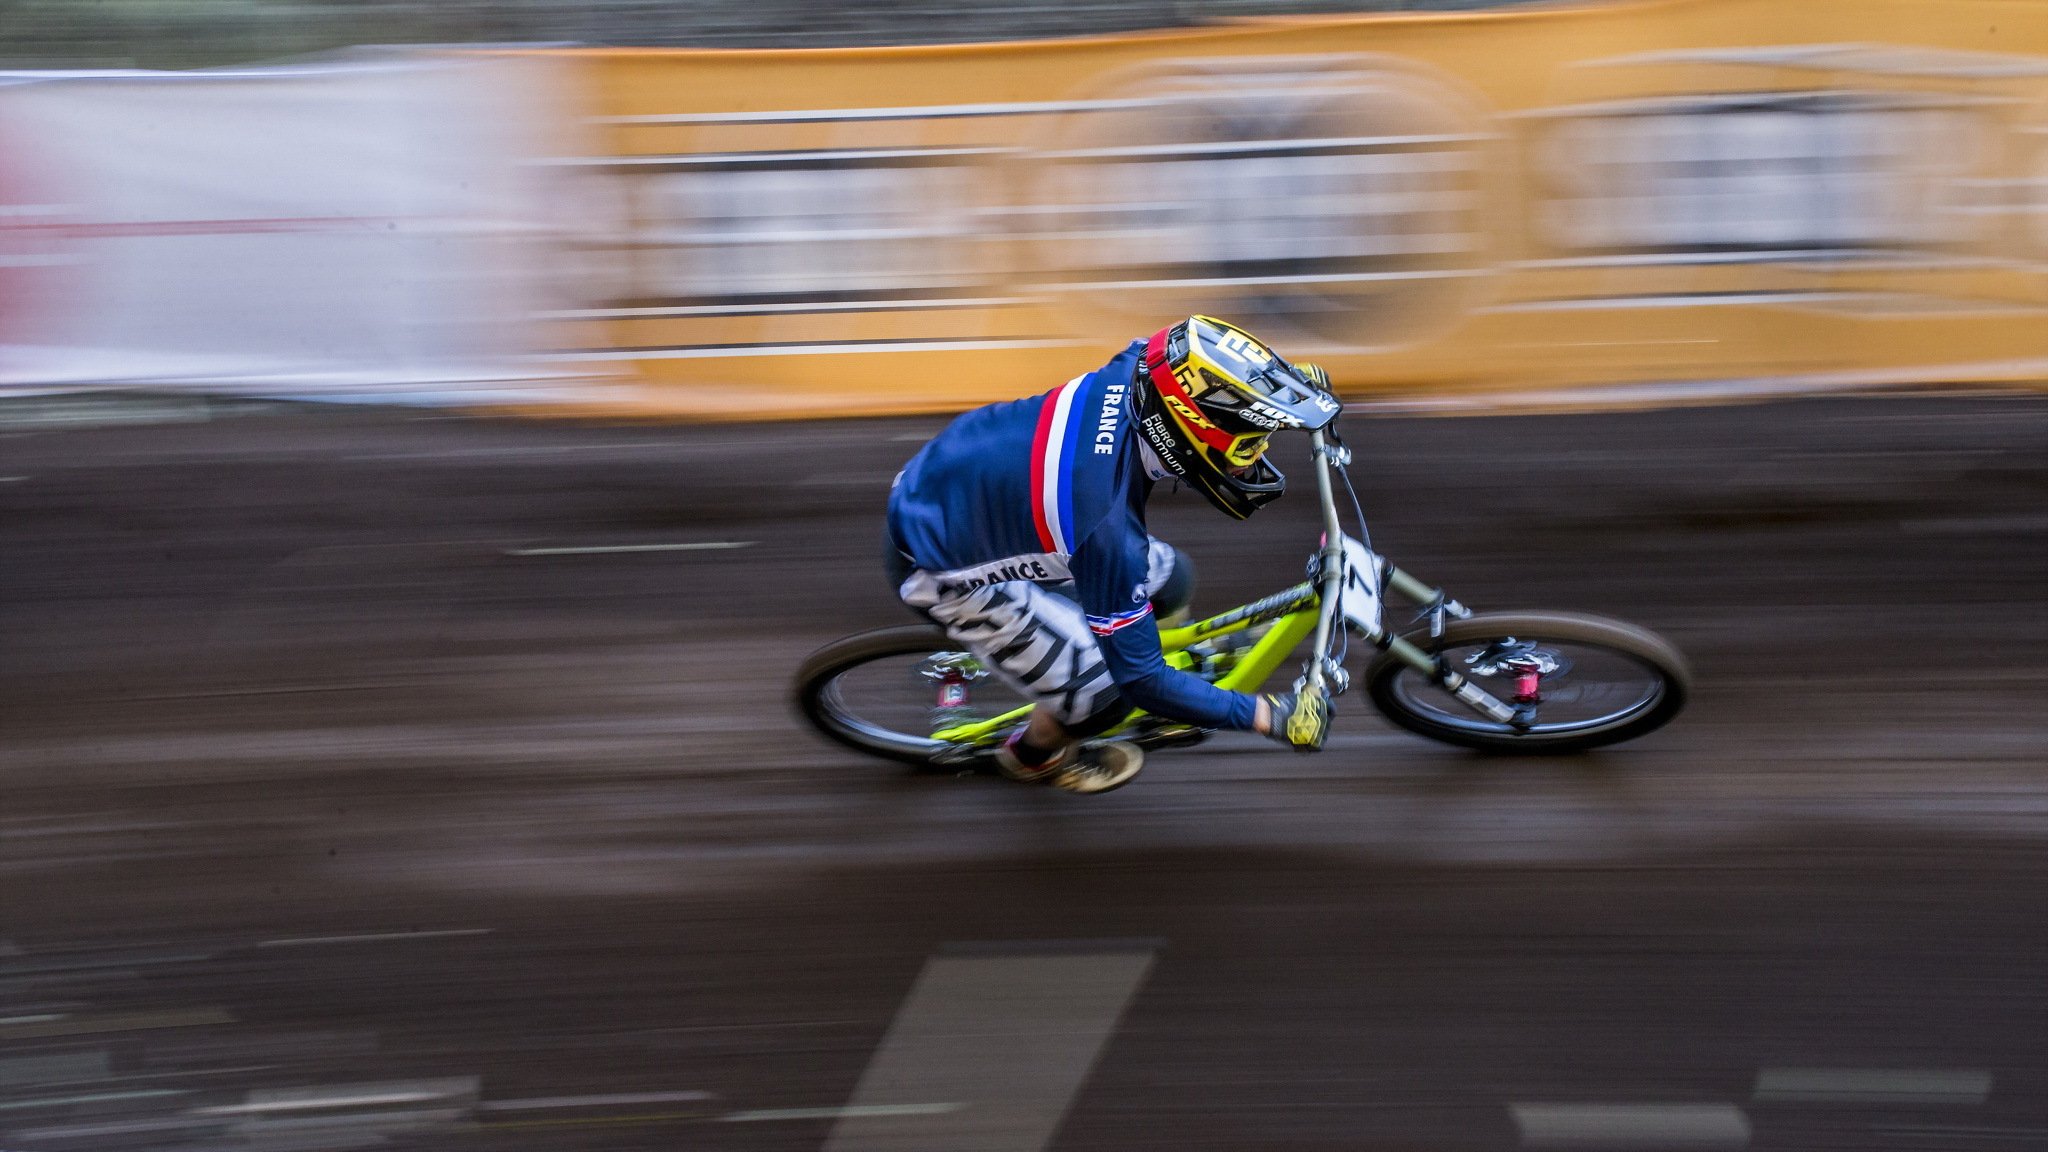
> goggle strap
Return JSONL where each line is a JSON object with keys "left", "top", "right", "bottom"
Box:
{"left": 1143, "top": 330, "right": 1254, "bottom": 455}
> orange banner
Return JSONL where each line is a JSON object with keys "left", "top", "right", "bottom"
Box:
{"left": 495, "top": 0, "right": 2048, "bottom": 416}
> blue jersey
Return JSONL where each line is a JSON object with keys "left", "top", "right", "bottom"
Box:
{"left": 887, "top": 340, "right": 1259, "bottom": 731}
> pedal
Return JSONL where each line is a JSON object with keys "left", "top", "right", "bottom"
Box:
{"left": 1128, "top": 719, "right": 1211, "bottom": 749}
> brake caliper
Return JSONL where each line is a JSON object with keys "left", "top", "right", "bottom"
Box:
{"left": 1465, "top": 638, "right": 1564, "bottom": 705}
{"left": 918, "top": 653, "right": 987, "bottom": 730}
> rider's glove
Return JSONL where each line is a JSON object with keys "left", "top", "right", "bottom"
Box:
{"left": 1260, "top": 686, "right": 1331, "bottom": 753}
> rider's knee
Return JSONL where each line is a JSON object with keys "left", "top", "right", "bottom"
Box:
{"left": 1151, "top": 544, "right": 1196, "bottom": 621}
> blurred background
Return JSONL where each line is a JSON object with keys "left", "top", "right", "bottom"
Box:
{"left": 1, "top": 0, "right": 2044, "bottom": 1150}
{"left": 0, "top": 0, "right": 1531, "bottom": 63}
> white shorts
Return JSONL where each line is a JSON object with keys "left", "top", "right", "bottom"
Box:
{"left": 898, "top": 538, "right": 1179, "bottom": 728}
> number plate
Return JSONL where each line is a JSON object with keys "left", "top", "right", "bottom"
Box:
{"left": 1339, "top": 537, "right": 1384, "bottom": 636}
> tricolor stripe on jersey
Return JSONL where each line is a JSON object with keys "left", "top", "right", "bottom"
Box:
{"left": 1028, "top": 377, "right": 1084, "bottom": 554}
{"left": 1086, "top": 603, "right": 1153, "bottom": 637}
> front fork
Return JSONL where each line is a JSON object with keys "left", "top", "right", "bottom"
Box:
{"left": 1351, "top": 565, "right": 1533, "bottom": 730}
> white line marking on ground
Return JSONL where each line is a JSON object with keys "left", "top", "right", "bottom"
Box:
{"left": 258, "top": 928, "right": 493, "bottom": 947}
{"left": 136, "top": 1064, "right": 277, "bottom": 1080}
{"left": 823, "top": 943, "right": 1157, "bottom": 1152}
{"left": 502, "top": 542, "right": 754, "bottom": 556}
{"left": 479, "top": 1091, "right": 717, "bottom": 1112}
{"left": 727, "top": 1104, "right": 962, "bottom": 1122}
{"left": 0, "top": 1008, "right": 232, "bottom": 1039}
{"left": 0, "top": 475, "right": 27, "bottom": 482}
{"left": 0, "top": 1014, "right": 66, "bottom": 1025}
{"left": 196, "top": 1077, "right": 478, "bottom": 1116}
{"left": 1755, "top": 1067, "right": 1992, "bottom": 1104}
{"left": 196, "top": 1091, "right": 443, "bottom": 1115}
{"left": 1511, "top": 1103, "right": 1752, "bottom": 1149}
{"left": 0, "top": 951, "right": 213, "bottom": 973}
{"left": 0, "top": 1088, "right": 184, "bottom": 1112}
{"left": 13, "top": 1117, "right": 214, "bottom": 1141}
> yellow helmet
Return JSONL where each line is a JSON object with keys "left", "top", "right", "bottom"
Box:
{"left": 1136, "top": 316, "right": 1340, "bottom": 518}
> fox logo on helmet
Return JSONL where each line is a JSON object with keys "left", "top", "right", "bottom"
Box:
{"left": 1237, "top": 403, "right": 1286, "bottom": 431}
{"left": 1163, "top": 392, "right": 1218, "bottom": 432}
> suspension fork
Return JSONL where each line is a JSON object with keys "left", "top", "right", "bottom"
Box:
{"left": 1360, "top": 565, "right": 1527, "bottom": 729}
{"left": 1301, "top": 428, "right": 1517, "bottom": 725}
{"left": 1384, "top": 566, "right": 1468, "bottom": 648}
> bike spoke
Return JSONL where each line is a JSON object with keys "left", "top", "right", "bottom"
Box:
{"left": 1394, "top": 638, "right": 1668, "bottom": 735}
{"left": 821, "top": 650, "right": 1032, "bottom": 751}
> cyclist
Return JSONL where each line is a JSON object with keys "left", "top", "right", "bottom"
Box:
{"left": 886, "top": 316, "right": 1340, "bottom": 794}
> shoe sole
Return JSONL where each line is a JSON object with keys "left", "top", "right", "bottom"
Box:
{"left": 1050, "top": 744, "right": 1143, "bottom": 794}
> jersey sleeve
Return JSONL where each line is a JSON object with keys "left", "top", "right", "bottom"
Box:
{"left": 1070, "top": 523, "right": 1259, "bottom": 731}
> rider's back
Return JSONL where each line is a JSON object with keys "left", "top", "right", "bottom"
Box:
{"left": 887, "top": 393, "right": 1050, "bottom": 575}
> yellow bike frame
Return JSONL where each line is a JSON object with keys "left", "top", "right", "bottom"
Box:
{"left": 927, "top": 582, "right": 1321, "bottom": 746}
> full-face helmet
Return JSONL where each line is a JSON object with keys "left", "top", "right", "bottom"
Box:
{"left": 1135, "top": 315, "right": 1341, "bottom": 519}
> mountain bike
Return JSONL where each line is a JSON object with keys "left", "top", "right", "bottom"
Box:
{"left": 795, "top": 423, "right": 1689, "bottom": 766}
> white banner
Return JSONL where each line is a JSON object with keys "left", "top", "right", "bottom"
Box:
{"left": 0, "top": 53, "right": 585, "bottom": 401}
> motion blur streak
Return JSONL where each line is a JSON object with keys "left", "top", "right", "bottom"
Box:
{"left": 1, "top": 394, "right": 2042, "bottom": 1150}
{"left": 0, "top": 3, "right": 2044, "bottom": 1150}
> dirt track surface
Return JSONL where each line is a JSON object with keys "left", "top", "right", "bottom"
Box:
{"left": 2, "top": 395, "right": 2044, "bottom": 1150}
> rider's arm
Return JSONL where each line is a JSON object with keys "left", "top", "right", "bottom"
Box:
{"left": 1072, "top": 528, "right": 1258, "bottom": 731}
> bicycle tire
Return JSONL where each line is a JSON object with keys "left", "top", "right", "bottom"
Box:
{"left": 795, "top": 624, "right": 1216, "bottom": 768}
{"left": 794, "top": 624, "right": 1000, "bottom": 769}
{"left": 1365, "top": 611, "right": 1689, "bottom": 754}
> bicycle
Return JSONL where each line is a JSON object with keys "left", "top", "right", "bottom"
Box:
{"left": 795, "top": 421, "right": 1689, "bottom": 766}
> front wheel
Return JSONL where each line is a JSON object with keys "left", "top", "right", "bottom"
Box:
{"left": 1365, "top": 611, "right": 1689, "bottom": 754}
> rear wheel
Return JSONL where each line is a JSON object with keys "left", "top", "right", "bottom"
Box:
{"left": 794, "top": 625, "right": 1028, "bottom": 769}
{"left": 795, "top": 625, "right": 1212, "bottom": 768}
{"left": 1365, "top": 611, "right": 1689, "bottom": 754}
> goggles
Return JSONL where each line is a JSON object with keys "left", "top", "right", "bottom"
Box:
{"left": 1219, "top": 429, "right": 1270, "bottom": 467}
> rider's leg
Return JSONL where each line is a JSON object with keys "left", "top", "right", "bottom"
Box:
{"left": 1007, "top": 689, "right": 1130, "bottom": 764}
{"left": 996, "top": 686, "right": 1137, "bottom": 792}
{"left": 897, "top": 576, "right": 1142, "bottom": 793}
{"left": 1014, "top": 706, "right": 1070, "bottom": 760}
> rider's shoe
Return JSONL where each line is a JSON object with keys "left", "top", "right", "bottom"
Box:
{"left": 996, "top": 738, "right": 1143, "bottom": 794}
{"left": 1050, "top": 741, "right": 1143, "bottom": 794}
{"left": 995, "top": 735, "right": 1069, "bottom": 785}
